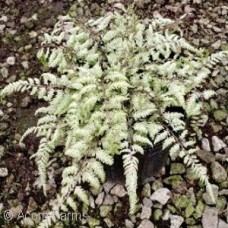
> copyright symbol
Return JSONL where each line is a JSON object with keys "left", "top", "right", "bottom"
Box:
{"left": 4, "top": 210, "right": 13, "bottom": 221}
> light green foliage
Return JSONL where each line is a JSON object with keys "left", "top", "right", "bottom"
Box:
{"left": 1, "top": 8, "right": 227, "bottom": 227}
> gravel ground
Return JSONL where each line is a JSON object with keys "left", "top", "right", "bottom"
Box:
{"left": 0, "top": 0, "right": 227, "bottom": 227}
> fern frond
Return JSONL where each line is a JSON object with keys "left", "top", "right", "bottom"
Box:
{"left": 123, "top": 152, "right": 139, "bottom": 214}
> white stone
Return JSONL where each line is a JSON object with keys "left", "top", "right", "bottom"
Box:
{"left": 125, "top": 219, "right": 134, "bottom": 228}
{"left": 218, "top": 219, "right": 228, "bottom": 228}
{"left": 6, "top": 56, "right": 16, "bottom": 65}
{"left": 0, "top": 168, "right": 8, "bottom": 177}
{"left": 140, "top": 206, "right": 152, "bottom": 219}
{"left": 142, "top": 197, "right": 153, "bottom": 207}
{"left": 1, "top": 67, "right": 8, "bottom": 78}
{"left": 212, "top": 136, "right": 226, "bottom": 152}
{"left": 103, "top": 181, "right": 115, "bottom": 193}
{"left": 95, "top": 192, "right": 104, "bottom": 205}
{"left": 170, "top": 215, "right": 184, "bottom": 228}
{"left": 0, "top": 24, "right": 6, "bottom": 32}
{"left": 193, "top": 0, "right": 201, "bottom": 3}
{"left": 202, "top": 208, "right": 218, "bottom": 228}
{"left": 150, "top": 188, "right": 171, "bottom": 205}
{"left": 0, "top": 16, "right": 8, "bottom": 22}
{"left": 103, "top": 194, "right": 114, "bottom": 205}
{"left": 21, "top": 61, "right": 29, "bottom": 69}
{"left": 110, "top": 184, "right": 126, "bottom": 197}
{"left": 138, "top": 219, "right": 154, "bottom": 228}
{"left": 201, "top": 138, "right": 211, "bottom": 151}
{"left": 89, "top": 195, "right": 95, "bottom": 209}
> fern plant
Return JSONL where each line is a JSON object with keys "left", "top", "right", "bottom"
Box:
{"left": 1, "top": 7, "right": 227, "bottom": 227}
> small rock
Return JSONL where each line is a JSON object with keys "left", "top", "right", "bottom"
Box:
{"left": 108, "top": 0, "right": 122, "bottom": 4}
{"left": 170, "top": 215, "right": 184, "bottom": 228}
{"left": 21, "top": 61, "right": 29, "bottom": 69}
{"left": 103, "top": 194, "right": 114, "bottom": 205}
{"left": 95, "top": 192, "right": 104, "bottom": 205}
{"left": 214, "top": 110, "right": 227, "bottom": 121}
{"left": 110, "top": 184, "right": 126, "bottom": 197}
{"left": 217, "top": 196, "right": 227, "bottom": 211}
{"left": 211, "top": 123, "right": 222, "bottom": 133}
{"left": 99, "top": 205, "right": 112, "bottom": 217}
{"left": 141, "top": 206, "right": 152, "bottom": 219}
{"left": 125, "top": 219, "right": 134, "bottom": 228}
{"left": 211, "top": 161, "right": 227, "bottom": 183}
{"left": 0, "top": 67, "right": 8, "bottom": 78}
{"left": 185, "top": 203, "right": 195, "bottom": 218}
{"left": 196, "top": 149, "right": 215, "bottom": 164}
{"left": 219, "top": 189, "right": 228, "bottom": 196}
{"left": 210, "top": 99, "right": 218, "bottom": 109}
{"left": 0, "top": 16, "right": 8, "bottom": 22}
{"left": 0, "top": 24, "right": 5, "bottom": 32}
{"left": 212, "top": 69, "right": 220, "bottom": 77}
{"left": 201, "top": 138, "right": 211, "bottom": 152}
{"left": 184, "top": 5, "right": 194, "bottom": 13}
{"left": 25, "top": 20, "right": 35, "bottom": 29}
{"left": 6, "top": 56, "right": 16, "bottom": 65}
{"left": 212, "top": 40, "right": 221, "bottom": 50}
{"left": 0, "top": 168, "right": 8, "bottom": 177}
{"left": 213, "top": 26, "right": 222, "bottom": 33}
{"left": 212, "top": 136, "right": 226, "bottom": 152}
{"left": 138, "top": 219, "right": 154, "bottom": 228}
{"left": 103, "top": 181, "right": 115, "bottom": 193}
{"left": 172, "top": 194, "right": 190, "bottom": 209}
{"left": 151, "top": 188, "right": 171, "bottom": 205}
{"left": 142, "top": 183, "right": 151, "bottom": 197}
{"left": 0, "top": 122, "right": 9, "bottom": 131}
{"left": 89, "top": 195, "right": 95, "bottom": 209}
{"left": 202, "top": 207, "right": 218, "bottom": 228}
{"left": 221, "top": 9, "right": 227, "bottom": 16}
{"left": 29, "top": 31, "right": 38, "bottom": 38}
{"left": 153, "top": 208, "right": 163, "bottom": 221}
{"left": 215, "top": 153, "right": 227, "bottom": 162}
{"left": 193, "top": 0, "right": 201, "bottom": 3}
{"left": 193, "top": 200, "right": 205, "bottom": 219}
{"left": 104, "top": 218, "right": 114, "bottom": 227}
{"left": 163, "top": 209, "right": 170, "bottom": 220}
{"left": 218, "top": 219, "right": 228, "bottom": 228}
{"left": 191, "top": 24, "right": 198, "bottom": 34}
{"left": 163, "top": 175, "right": 185, "bottom": 189}
{"left": 135, "top": 0, "right": 151, "bottom": 8}
{"left": 14, "top": 133, "right": 21, "bottom": 141}
{"left": 20, "top": 96, "right": 31, "bottom": 108}
{"left": 151, "top": 180, "right": 163, "bottom": 191}
{"left": 142, "top": 197, "right": 153, "bottom": 207}
{"left": 88, "top": 217, "right": 100, "bottom": 227}
{"left": 170, "top": 163, "right": 186, "bottom": 175}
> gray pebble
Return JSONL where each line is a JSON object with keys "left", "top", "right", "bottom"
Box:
{"left": 0, "top": 168, "right": 8, "bottom": 177}
{"left": 138, "top": 219, "right": 154, "bottom": 228}
{"left": 151, "top": 188, "right": 171, "bottom": 205}
{"left": 211, "top": 161, "right": 227, "bottom": 183}
{"left": 110, "top": 184, "right": 126, "bottom": 198}
{"left": 202, "top": 207, "right": 218, "bottom": 228}
{"left": 212, "top": 136, "right": 226, "bottom": 152}
{"left": 201, "top": 138, "right": 211, "bottom": 152}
